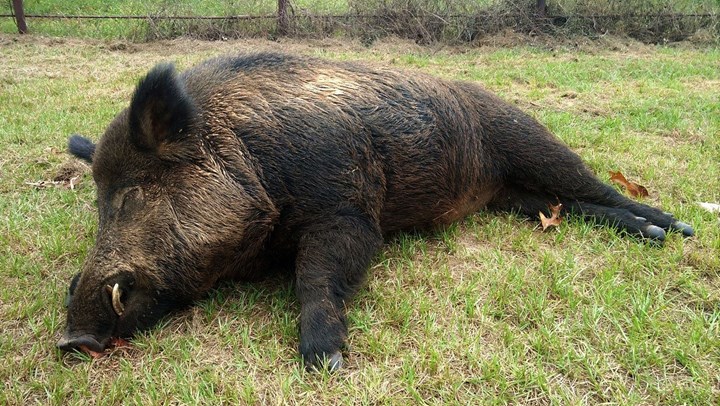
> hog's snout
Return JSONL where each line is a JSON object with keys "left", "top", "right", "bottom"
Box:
{"left": 57, "top": 333, "right": 106, "bottom": 353}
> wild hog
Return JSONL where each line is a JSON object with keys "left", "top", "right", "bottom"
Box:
{"left": 58, "top": 51, "right": 693, "bottom": 371}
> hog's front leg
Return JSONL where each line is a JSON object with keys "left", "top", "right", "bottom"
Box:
{"left": 294, "top": 208, "right": 382, "bottom": 371}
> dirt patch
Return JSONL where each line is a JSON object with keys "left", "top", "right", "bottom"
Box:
{"left": 52, "top": 160, "right": 89, "bottom": 183}
{"left": 25, "top": 159, "right": 89, "bottom": 190}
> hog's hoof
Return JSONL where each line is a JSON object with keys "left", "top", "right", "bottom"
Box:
{"left": 641, "top": 224, "right": 666, "bottom": 242}
{"left": 671, "top": 221, "right": 694, "bottom": 237}
{"left": 304, "top": 351, "right": 343, "bottom": 373}
{"left": 327, "top": 351, "right": 343, "bottom": 372}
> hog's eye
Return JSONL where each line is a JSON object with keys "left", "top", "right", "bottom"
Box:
{"left": 119, "top": 187, "right": 144, "bottom": 213}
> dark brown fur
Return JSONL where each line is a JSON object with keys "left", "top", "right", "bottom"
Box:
{"left": 59, "top": 52, "right": 693, "bottom": 370}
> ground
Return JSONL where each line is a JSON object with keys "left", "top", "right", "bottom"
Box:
{"left": 0, "top": 34, "right": 718, "bottom": 404}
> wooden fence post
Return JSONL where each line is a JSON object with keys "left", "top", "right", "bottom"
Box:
{"left": 277, "top": 0, "right": 289, "bottom": 36}
{"left": 12, "top": 0, "right": 28, "bottom": 34}
{"left": 536, "top": 0, "right": 547, "bottom": 18}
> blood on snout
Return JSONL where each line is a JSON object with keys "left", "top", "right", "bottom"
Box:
{"left": 78, "top": 337, "right": 131, "bottom": 359}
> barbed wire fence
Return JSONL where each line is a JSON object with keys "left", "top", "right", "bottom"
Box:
{"left": 3, "top": 0, "right": 719, "bottom": 44}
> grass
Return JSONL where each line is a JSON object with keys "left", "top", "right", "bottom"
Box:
{"left": 1, "top": 34, "right": 719, "bottom": 404}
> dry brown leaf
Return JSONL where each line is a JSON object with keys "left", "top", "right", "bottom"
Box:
{"left": 609, "top": 171, "right": 649, "bottom": 198}
{"left": 540, "top": 203, "right": 563, "bottom": 231}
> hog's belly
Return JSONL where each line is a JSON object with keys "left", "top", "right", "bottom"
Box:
{"left": 379, "top": 181, "right": 499, "bottom": 233}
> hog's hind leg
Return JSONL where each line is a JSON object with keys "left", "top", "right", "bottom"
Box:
{"left": 490, "top": 181, "right": 691, "bottom": 241}
{"left": 294, "top": 207, "right": 382, "bottom": 371}
{"left": 489, "top": 138, "right": 693, "bottom": 241}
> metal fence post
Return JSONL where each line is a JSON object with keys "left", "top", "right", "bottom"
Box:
{"left": 12, "top": 0, "right": 28, "bottom": 33}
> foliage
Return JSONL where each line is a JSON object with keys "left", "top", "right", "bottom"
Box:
{"left": 1, "top": 0, "right": 718, "bottom": 42}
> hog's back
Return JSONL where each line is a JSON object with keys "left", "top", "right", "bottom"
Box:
{"left": 182, "top": 54, "right": 509, "bottom": 233}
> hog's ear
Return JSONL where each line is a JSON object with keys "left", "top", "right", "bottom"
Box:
{"left": 68, "top": 134, "right": 96, "bottom": 163}
{"left": 128, "top": 63, "right": 198, "bottom": 153}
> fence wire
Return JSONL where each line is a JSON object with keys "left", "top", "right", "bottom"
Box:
{"left": 2, "top": 0, "right": 718, "bottom": 43}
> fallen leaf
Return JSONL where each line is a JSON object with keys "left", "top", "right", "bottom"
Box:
{"left": 697, "top": 202, "right": 720, "bottom": 214}
{"left": 540, "top": 203, "right": 563, "bottom": 231}
{"left": 609, "top": 171, "right": 649, "bottom": 198}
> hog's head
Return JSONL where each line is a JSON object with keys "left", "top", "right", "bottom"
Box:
{"left": 58, "top": 63, "right": 276, "bottom": 354}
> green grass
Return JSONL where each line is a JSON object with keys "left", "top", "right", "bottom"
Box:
{"left": 1, "top": 35, "right": 719, "bottom": 404}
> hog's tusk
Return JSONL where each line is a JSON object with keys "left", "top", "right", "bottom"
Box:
{"left": 111, "top": 283, "right": 124, "bottom": 316}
